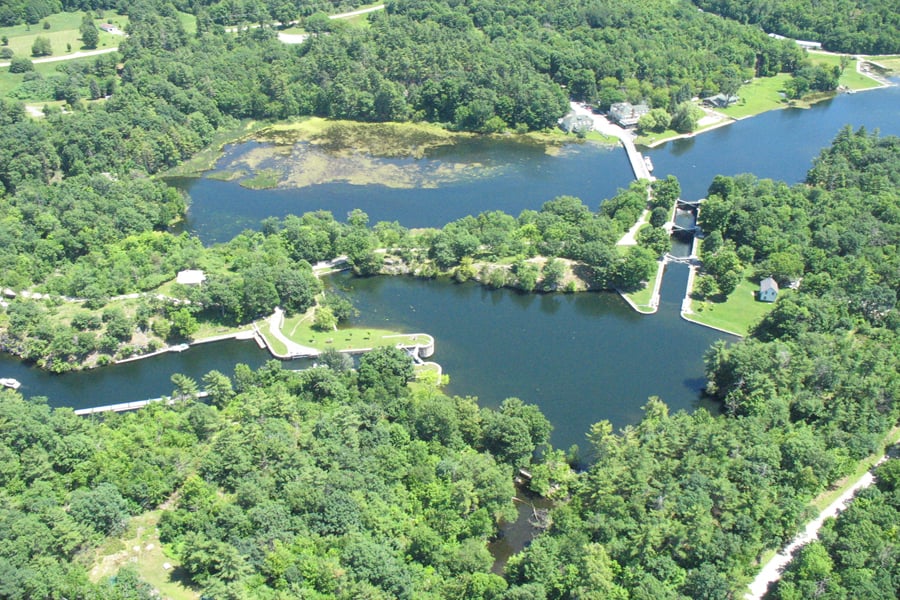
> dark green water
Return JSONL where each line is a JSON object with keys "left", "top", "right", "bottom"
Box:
{"left": 6, "top": 82, "right": 898, "bottom": 451}
{"left": 331, "top": 265, "right": 727, "bottom": 451}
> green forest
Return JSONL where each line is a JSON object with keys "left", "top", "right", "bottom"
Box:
{"left": 1, "top": 0, "right": 899, "bottom": 598}
{"left": 689, "top": 0, "right": 900, "bottom": 54}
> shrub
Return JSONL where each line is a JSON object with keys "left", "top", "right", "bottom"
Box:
{"left": 9, "top": 56, "right": 33, "bottom": 73}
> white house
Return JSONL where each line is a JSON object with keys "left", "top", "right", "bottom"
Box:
{"left": 759, "top": 277, "right": 779, "bottom": 302}
{"left": 176, "top": 269, "right": 206, "bottom": 286}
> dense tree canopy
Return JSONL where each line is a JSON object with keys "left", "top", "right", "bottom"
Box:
{"left": 690, "top": 0, "right": 900, "bottom": 53}
{"left": 0, "top": 1, "right": 898, "bottom": 597}
{"left": 0, "top": 356, "right": 556, "bottom": 598}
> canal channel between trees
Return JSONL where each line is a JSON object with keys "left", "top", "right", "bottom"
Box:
{"left": 3, "top": 79, "right": 898, "bottom": 454}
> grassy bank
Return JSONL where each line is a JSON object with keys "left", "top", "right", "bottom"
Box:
{"left": 622, "top": 264, "right": 659, "bottom": 313}
{"left": 683, "top": 271, "right": 775, "bottom": 336}
{"left": 277, "top": 311, "right": 431, "bottom": 354}
{"left": 808, "top": 53, "right": 884, "bottom": 90}
{"left": 870, "top": 55, "right": 900, "bottom": 73}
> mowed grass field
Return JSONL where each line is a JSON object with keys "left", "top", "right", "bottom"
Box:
{"left": 807, "top": 52, "right": 884, "bottom": 90}
{"left": 684, "top": 271, "right": 776, "bottom": 336}
{"left": 0, "top": 11, "right": 129, "bottom": 58}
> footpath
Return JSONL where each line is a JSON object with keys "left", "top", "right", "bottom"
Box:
{"left": 745, "top": 451, "right": 891, "bottom": 599}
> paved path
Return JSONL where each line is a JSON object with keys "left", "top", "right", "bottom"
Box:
{"left": 0, "top": 46, "right": 118, "bottom": 68}
{"left": 617, "top": 209, "right": 649, "bottom": 246}
{"left": 265, "top": 307, "right": 318, "bottom": 357}
{"left": 745, "top": 455, "right": 889, "bottom": 599}
{"left": 330, "top": 4, "right": 385, "bottom": 19}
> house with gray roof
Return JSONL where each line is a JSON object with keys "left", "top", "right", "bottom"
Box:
{"left": 609, "top": 102, "right": 650, "bottom": 127}
{"left": 759, "top": 277, "right": 779, "bottom": 302}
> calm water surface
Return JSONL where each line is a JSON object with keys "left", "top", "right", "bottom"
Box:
{"left": 6, "top": 83, "right": 897, "bottom": 451}
{"left": 332, "top": 265, "right": 729, "bottom": 450}
{"left": 174, "top": 137, "right": 633, "bottom": 244}
{"left": 647, "top": 83, "right": 900, "bottom": 199}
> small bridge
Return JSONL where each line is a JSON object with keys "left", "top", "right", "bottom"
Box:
{"left": 676, "top": 198, "right": 704, "bottom": 208}
{"left": 664, "top": 253, "right": 698, "bottom": 265}
{"left": 671, "top": 223, "right": 701, "bottom": 234}
{"left": 74, "top": 392, "right": 209, "bottom": 416}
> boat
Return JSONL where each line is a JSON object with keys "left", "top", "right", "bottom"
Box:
{"left": 644, "top": 155, "right": 654, "bottom": 172}
{"left": 0, "top": 378, "right": 21, "bottom": 390}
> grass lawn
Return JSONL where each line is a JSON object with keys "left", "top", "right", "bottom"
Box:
{"left": 0, "top": 55, "right": 99, "bottom": 99}
{"left": 623, "top": 263, "right": 660, "bottom": 313}
{"left": 278, "top": 311, "right": 431, "bottom": 354}
{"left": 870, "top": 55, "right": 900, "bottom": 73}
{"left": 87, "top": 510, "right": 199, "bottom": 600}
{"left": 807, "top": 52, "right": 882, "bottom": 90}
{"left": 0, "top": 11, "right": 128, "bottom": 58}
{"left": 636, "top": 126, "right": 680, "bottom": 147}
{"left": 176, "top": 11, "right": 197, "bottom": 35}
{"left": 583, "top": 130, "right": 619, "bottom": 144}
{"left": 684, "top": 271, "right": 775, "bottom": 336}
{"left": 719, "top": 74, "right": 793, "bottom": 119}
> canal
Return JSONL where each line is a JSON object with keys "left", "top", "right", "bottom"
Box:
{"left": 5, "top": 80, "right": 899, "bottom": 452}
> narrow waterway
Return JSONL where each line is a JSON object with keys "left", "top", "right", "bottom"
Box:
{"left": 4, "top": 80, "right": 897, "bottom": 454}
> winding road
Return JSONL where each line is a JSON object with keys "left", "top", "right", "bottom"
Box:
{"left": 0, "top": 46, "right": 118, "bottom": 68}
{"left": 744, "top": 454, "right": 889, "bottom": 599}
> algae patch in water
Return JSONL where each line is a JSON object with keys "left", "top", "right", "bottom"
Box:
{"left": 259, "top": 119, "right": 461, "bottom": 159}
{"left": 210, "top": 118, "right": 584, "bottom": 189}
{"left": 240, "top": 169, "right": 281, "bottom": 190}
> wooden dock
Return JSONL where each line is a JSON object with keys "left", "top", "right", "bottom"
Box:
{"left": 74, "top": 391, "right": 209, "bottom": 416}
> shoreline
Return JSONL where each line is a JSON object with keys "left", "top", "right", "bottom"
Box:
{"left": 641, "top": 64, "right": 894, "bottom": 150}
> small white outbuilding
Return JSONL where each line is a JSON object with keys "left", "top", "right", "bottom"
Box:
{"left": 176, "top": 269, "right": 206, "bottom": 286}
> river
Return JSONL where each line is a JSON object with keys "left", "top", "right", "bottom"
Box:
{"left": 5, "top": 81, "right": 898, "bottom": 452}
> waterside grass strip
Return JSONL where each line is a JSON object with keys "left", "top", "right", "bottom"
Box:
{"left": 682, "top": 272, "right": 776, "bottom": 337}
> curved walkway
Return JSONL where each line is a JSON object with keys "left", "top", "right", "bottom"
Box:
{"left": 745, "top": 454, "right": 889, "bottom": 599}
{"left": 263, "top": 307, "right": 319, "bottom": 357}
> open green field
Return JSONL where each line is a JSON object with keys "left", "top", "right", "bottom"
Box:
{"left": 0, "top": 55, "right": 100, "bottom": 98}
{"left": 0, "top": 11, "right": 128, "bottom": 58}
{"left": 176, "top": 11, "right": 197, "bottom": 35}
{"left": 276, "top": 311, "right": 431, "bottom": 354}
{"left": 684, "top": 271, "right": 776, "bottom": 336}
{"left": 807, "top": 52, "right": 883, "bottom": 90}
{"left": 719, "top": 73, "right": 793, "bottom": 119}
